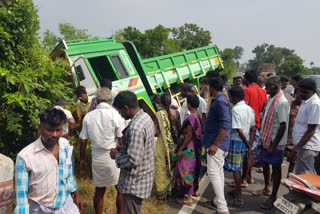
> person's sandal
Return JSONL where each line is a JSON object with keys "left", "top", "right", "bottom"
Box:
{"left": 175, "top": 197, "right": 192, "bottom": 205}
{"left": 204, "top": 200, "right": 217, "bottom": 210}
{"left": 227, "top": 199, "right": 245, "bottom": 208}
{"left": 252, "top": 189, "right": 272, "bottom": 196}
{"left": 192, "top": 191, "right": 199, "bottom": 197}
{"left": 227, "top": 181, "right": 248, "bottom": 188}
{"left": 227, "top": 189, "right": 236, "bottom": 197}
{"left": 260, "top": 198, "right": 275, "bottom": 210}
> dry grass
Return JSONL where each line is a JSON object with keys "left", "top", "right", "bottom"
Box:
{"left": 76, "top": 177, "right": 168, "bottom": 214}
{"left": 72, "top": 142, "right": 167, "bottom": 214}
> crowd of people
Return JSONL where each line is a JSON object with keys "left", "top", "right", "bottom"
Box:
{"left": 12, "top": 70, "right": 320, "bottom": 214}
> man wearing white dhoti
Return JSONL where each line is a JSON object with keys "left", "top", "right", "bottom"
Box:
{"left": 79, "top": 87, "right": 126, "bottom": 214}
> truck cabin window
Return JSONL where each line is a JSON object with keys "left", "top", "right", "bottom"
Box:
{"left": 88, "top": 56, "right": 118, "bottom": 82}
{"left": 73, "top": 58, "right": 96, "bottom": 92}
{"left": 75, "top": 65, "right": 85, "bottom": 81}
{"left": 110, "top": 54, "right": 129, "bottom": 79}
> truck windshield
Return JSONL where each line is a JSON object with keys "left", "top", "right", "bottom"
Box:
{"left": 88, "top": 56, "right": 118, "bottom": 82}
{"left": 73, "top": 57, "right": 97, "bottom": 94}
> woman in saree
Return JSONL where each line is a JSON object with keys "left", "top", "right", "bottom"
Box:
{"left": 173, "top": 94, "right": 202, "bottom": 204}
{"left": 154, "top": 93, "right": 181, "bottom": 200}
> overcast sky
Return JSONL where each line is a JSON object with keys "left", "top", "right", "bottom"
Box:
{"left": 33, "top": 0, "right": 320, "bottom": 66}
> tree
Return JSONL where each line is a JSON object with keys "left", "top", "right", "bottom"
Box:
{"left": 162, "top": 39, "right": 182, "bottom": 55}
{"left": 220, "top": 46, "right": 244, "bottom": 78}
{"left": 0, "top": 0, "right": 73, "bottom": 158}
{"left": 310, "top": 61, "right": 315, "bottom": 68}
{"left": 58, "top": 23, "right": 90, "bottom": 41}
{"left": 114, "top": 26, "right": 146, "bottom": 57}
{"left": 247, "top": 43, "right": 304, "bottom": 77}
{"left": 115, "top": 25, "right": 179, "bottom": 58}
{"left": 277, "top": 55, "right": 304, "bottom": 77}
{"left": 172, "top": 23, "right": 212, "bottom": 50}
{"left": 42, "top": 30, "right": 60, "bottom": 51}
{"left": 143, "top": 25, "right": 171, "bottom": 58}
{"left": 42, "top": 23, "right": 90, "bottom": 51}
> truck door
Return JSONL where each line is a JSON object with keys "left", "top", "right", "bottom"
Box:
{"left": 73, "top": 57, "right": 97, "bottom": 95}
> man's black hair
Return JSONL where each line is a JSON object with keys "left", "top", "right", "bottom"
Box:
{"left": 280, "top": 75, "right": 289, "bottom": 82}
{"left": 187, "top": 94, "right": 200, "bottom": 109}
{"left": 74, "top": 86, "right": 87, "bottom": 97}
{"left": 206, "top": 70, "right": 220, "bottom": 79}
{"left": 233, "top": 76, "right": 243, "bottom": 81}
{"left": 291, "top": 74, "right": 303, "bottom": 82}
{"left": 229, "top": 86, "right": 245, "bottom": 100}
{"left": 267, "top": 73, "right": 273, "bottom": 77}
{"left": 244, "top": 70, "right": 258, "bottom": 83}
{"left": 179, "top": 83, "right": 195, "bottom": 93}
{"left": 113, "top": 91, "right": 139, "bottom": 109}
{"left": 221, "top": 74, "right": 228, "bottom": 83}
{"left": 257, "top": 76, "right": 266, "bottom": 84}
{"left": 55, "top": 98, "right": 67, "bottom": 106}
{"left": 209, "top": 77, "right": 224, "bottom": 91}
{"left": 153, "top": 94, "right": 161, "bottom": 101}
{"left": 40, "top": 107, "right": 67, "bottom": 127}
{"left": 299, "top": 78, "right": 317, "bottom": 92}
{"left": 100, "top": 79, "right": 112, "bottom": 90}
{"left": 200, "top": 77, "right": 209, "bottom": 85}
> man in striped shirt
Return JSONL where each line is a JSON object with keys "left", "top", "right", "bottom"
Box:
{"left": 14, "top": 108, "right": 83, "bottom": 214}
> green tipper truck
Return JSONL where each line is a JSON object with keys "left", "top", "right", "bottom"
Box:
{"left": 51, "top": 37, "right": 223, "bottom": 116}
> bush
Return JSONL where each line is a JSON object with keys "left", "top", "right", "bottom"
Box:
{"left": 0, "top": 0, "right": 73, "bottom": 158}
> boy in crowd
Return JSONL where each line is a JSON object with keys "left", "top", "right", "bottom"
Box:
{"left": 280, "top": 75, "right": 292, "bottom": 104}
{"left": 225, "top": 86, "right": 256, "bottom": 208}
{"left": 54, "top": 98, "right": 75, "bottom": 140}
{"left": 179, "top": 83, "right": 207, "bottom": 126}
{"left": 74, "top": 86, "right": 92, "bottom": 120}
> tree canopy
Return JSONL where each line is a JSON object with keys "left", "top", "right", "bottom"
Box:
{"left": 247, "top": 43, "right": 305, "bottom": 77}
{"left": 172, "top": 23, "right": 212, "bottom": 51}
{"left": 0, "top": 0, "right": 72, "bottom": 158}
{"left": 114, "top": 23, "right": 211, "bottom": 59}
{"left": 220, "top": 46, "right": 244, "bottom": 77}
{"left": 42, "top": 23, "right": 90, "bottom": 51}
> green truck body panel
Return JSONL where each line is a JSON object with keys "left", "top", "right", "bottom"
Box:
{"left": 51, "top": 37, "right": 223, "bottom": 114}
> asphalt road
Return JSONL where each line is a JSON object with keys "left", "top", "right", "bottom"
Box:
{"left": 164, "top": 162, "right": 291, "bottom": 214}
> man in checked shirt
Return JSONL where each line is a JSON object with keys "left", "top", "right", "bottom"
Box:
{"left": 14, "top": 108, "right": 83, "bottom": 213}
{"left": 110, "top": 91, "right": 155, "bottom": 214}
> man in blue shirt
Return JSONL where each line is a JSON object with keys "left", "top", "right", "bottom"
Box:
{"left": 204, "top": 77, "right": 231, "bottom": 214}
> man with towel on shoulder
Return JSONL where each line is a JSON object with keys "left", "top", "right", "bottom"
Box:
{"left": 253, "top": 76, "right": 289, "bottom": 210}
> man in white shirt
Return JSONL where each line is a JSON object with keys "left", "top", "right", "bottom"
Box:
{"left": 289, "top": 78, "right": 320, "bottom": 174}
{"left": 79, "top": 88, "right": 126, "bottom": 214}
{"left": 54, "top": 98, "right": 75, "bottom": 140}
{"left": 179, "top": 83, "right": 206, "bottom": 125}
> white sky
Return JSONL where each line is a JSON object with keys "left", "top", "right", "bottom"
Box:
{"left": 33, "top": 0, "right": 320, "bottom": 66}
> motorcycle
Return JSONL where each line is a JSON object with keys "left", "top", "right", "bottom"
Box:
{"left": 274, "top": 173, "right": 320, "bottom": 214}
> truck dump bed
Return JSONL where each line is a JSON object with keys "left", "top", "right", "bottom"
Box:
{"left": 141, "top": 45, "right": 223, "bottom": 94}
